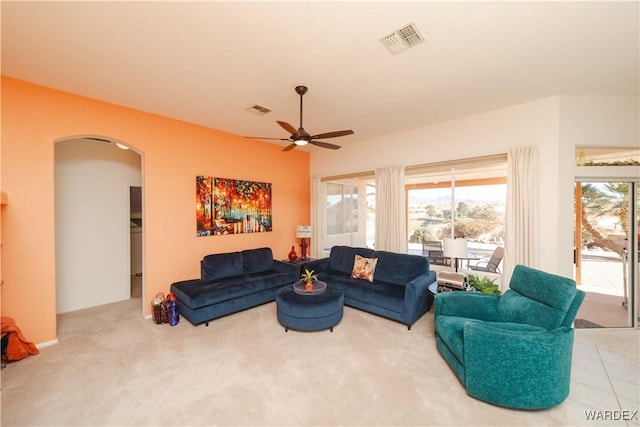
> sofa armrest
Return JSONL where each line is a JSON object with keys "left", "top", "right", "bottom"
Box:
{"left": 272, "top": 260, "right": 300, "bottom": 279}
{"left": 463, "top": 323, "right": 575, "bottom": 409}
{"left": 403, "top": 271, "right": 437, "bottom": 323}
{"left": 302, "top": 257, "right": 330, "bottom": 273}
{"left": 434, "top": 292, "right": 500, "bottom": 322}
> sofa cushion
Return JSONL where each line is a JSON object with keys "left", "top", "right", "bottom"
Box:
{"left": 320, "top": 271, "right": 405, "bottom": 314}
{"left": 344, "top": 279, "right": 405, "bottom": 313}
{"left": 201, "top": 252, "right": 243, "bottom": 281}
{"left": 351, "top": 254, "right": 378, "bottom": 282}
{"left": 173, "top": 271, "right": 292, "bottom": 309}
{"left": 241, "top": 247, "right": 274, "bottom": 274}
{"left": 435, "top": 316, "right": 483, "bottom": 364}
{"left": 372, "top": 250, "right": 429, "bottom": 286}
{"left": 328, "top": 246, "right": 375, "bottom": 275}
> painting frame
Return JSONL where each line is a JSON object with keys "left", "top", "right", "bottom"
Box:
{"left": 196, "top": 176, "right": 272, "bottom": 236}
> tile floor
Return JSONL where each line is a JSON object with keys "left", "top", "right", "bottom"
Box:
{"left": 570, "top": 328, "right": 639, "bottom": 426}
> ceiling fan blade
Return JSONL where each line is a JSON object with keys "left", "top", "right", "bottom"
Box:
{"left": 282, "top": 143, "right": 298, "bottom": 152}
{"left": 311, "top": 130, "right": 354, "bottom": 139}
{"left": 245, "top": 136, "right": 291, "bottom": 141}
{"left": 277, "top": 121, "right": 298, "bottom": 136}
{"left": 309, "top": 140, "right": 341, "bottom": 150}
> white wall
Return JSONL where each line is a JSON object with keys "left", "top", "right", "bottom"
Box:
{"left": 311, "top": 95, "right": 638, "bottom": 277}
{"left": 558, "top": 96, "right": 639, "bottom": 278}
{"left": 560, "top": 96, "right": 639, "bottom": 149}
{"left": 55, "top": 139, "right": 142, "bottom": 313}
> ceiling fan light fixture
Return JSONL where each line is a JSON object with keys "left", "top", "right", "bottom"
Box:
{"left": 245, "top": 85, "right": 353, "bottom": 152}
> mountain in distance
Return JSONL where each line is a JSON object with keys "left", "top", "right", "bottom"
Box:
{"left": 408, "top": 194, "right": 505, "bottom": 207}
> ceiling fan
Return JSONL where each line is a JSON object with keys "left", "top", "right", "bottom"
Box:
{"left": 246, "top": 85, "right": 354, "bottom": 151}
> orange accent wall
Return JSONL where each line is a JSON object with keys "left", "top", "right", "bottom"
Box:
{"left": 1, "top": 77, "right": 310, "bottom": 344}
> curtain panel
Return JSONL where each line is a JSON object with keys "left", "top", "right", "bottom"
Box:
{"left": 311, "top": 177, "right": 324, "bottom": 259}
{"left": 375, "top": 166, "right": 407, "bottom": 253}
{"left": 504, "top": 145, "right": 539, "bottom": 288}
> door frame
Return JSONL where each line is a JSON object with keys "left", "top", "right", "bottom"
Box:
{"left": 575, "top": 166, "right": 639, "bottom": 328}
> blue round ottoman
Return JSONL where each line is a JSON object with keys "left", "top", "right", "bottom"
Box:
{"left": 275, "top": 283, "right": 344, "bottom": 332}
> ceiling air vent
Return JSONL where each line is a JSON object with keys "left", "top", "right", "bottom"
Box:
{"left": 246, "top": 104, "right": 272, "bottom": 115}
{"left": 379, "top": 22, "right": 425, "bottom": 55}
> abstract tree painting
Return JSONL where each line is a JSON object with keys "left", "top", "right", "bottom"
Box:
{"left": 196, "top": 176, "right": 272, "bottom": 236}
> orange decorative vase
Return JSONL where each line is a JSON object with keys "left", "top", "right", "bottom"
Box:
{"left": 304, "top": 282, "right": 314, "bottom": 291}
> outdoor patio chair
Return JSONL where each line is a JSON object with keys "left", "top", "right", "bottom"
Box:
{"left": 422, "top": 240, "right": 450, "bottom": 266}
{"left": 469, "top": 246, "right": 503, "bottom": 273}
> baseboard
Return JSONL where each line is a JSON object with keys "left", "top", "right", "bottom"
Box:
{"left": 36, "top": 339, "right": 59, "bottom": 349}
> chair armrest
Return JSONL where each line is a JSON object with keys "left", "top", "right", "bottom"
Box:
{"left": 434, "top": 292, "right": 499, "bottom": 322}
{"left": 463, "top": 323, "right": 575, "bottom": 409}
{"left": 471, "top": 260, "right": 489, "bottom": 268}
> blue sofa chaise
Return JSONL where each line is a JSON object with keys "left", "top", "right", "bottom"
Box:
{"left": 304, "top": 246, "right": 436, "bottom": 329}
{"left": 170, "top": 247, "right": 299, "bottom": 326}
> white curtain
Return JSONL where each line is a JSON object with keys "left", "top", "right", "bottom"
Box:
{"left": 375, "top": 166, "right": 407, "bottom": 253}
{"left": 311, "top": 177, "right": 324, "bottom": 259}
{"left": 504, "top": 146, "right": 539, "bottom": 288}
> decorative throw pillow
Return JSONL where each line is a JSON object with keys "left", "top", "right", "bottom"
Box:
{"left": 351, "top": 254, "right": 378, "bottom": 282}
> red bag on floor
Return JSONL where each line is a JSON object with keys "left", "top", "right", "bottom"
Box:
{"left": 1, "top": 317, "right": 39, "bottom": 362}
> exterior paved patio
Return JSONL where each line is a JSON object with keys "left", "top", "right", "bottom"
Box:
{"left": 411, "top": 243, "right": 635, "bottom": 328}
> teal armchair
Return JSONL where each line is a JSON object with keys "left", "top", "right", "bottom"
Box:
{"left": 434, "top": 265, "right": 585, "bottom": 409}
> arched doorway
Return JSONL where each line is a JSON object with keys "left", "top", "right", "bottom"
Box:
{"left": 54, "top": 136, "right": 145, "bottom": 318}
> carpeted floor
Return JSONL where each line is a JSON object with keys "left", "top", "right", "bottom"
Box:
{"left": 1, "top": 296, "right": 638, "bottom": 426}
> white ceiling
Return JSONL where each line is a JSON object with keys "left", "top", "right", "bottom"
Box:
{"left": 2, "top": 1, "right": 638, "bottom": 152}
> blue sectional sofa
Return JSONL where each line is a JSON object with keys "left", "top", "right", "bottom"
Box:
{"left": 304, "top": 246, "right": 436, "bottom": 329}
{"left": 170, "top": 247, "right": 299, "bottom": 326}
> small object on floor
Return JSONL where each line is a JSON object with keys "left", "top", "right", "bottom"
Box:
{"left": 1, "top": 317, "right": 39, "bottom": 363}
{"left": 167, "top": 295, "right": 180, "bottom": 326}
{"left": 574, "top": 318, "right": 602, "bottom": 328}
{"left": 152, "top": 293, "right": 167, "bottom": 324}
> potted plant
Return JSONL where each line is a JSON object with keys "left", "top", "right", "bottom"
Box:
{"left": 301, "top": 269, "right": 318, "bottom": 291}
{"left": 467, "top": 274, "right": 501, "bottom": 295}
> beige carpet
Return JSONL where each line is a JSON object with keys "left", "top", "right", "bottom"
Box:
{"left": 1, "top": 296, "right": 637, "bottom": 426}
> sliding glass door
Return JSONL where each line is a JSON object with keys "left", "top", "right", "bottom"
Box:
{"left": 323, "top": 181, "right": 363, "bottom": 251}
{"left": 405, "top": 156, "right": 507, "bottom": 268}
{"left": 574, "top": 181, "right": 638, "bottom": 328}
